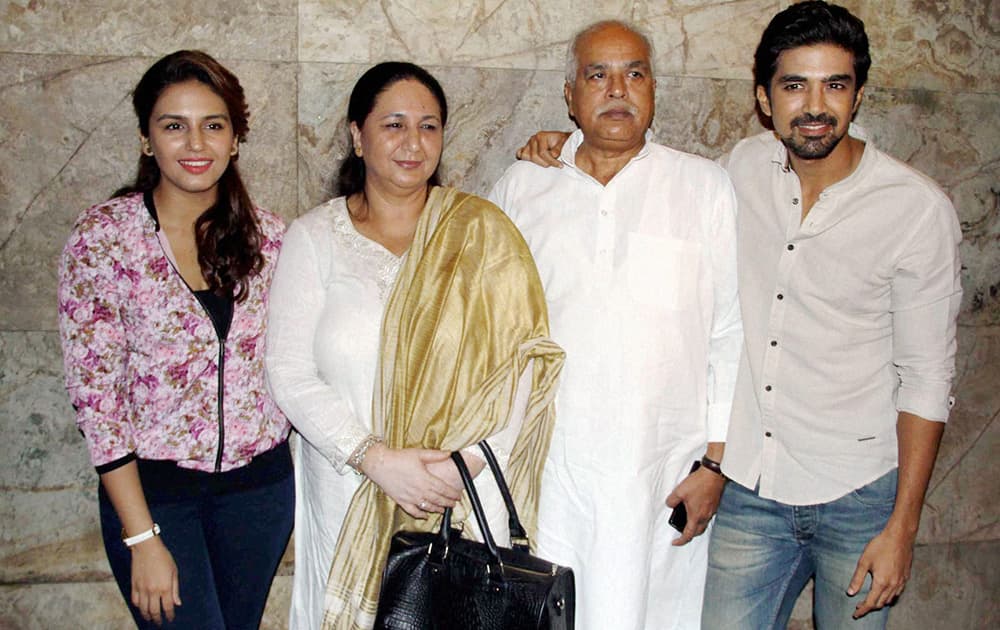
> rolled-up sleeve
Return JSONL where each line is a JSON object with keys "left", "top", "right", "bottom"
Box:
{"left": 891, "top": 195, "right": 963, "bottom": 422}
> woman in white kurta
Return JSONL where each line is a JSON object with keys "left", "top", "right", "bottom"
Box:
{"left": 266, "top": 200, "right": 398, "bottom": 628}
{"left": 266, "top": 62, "right": 562, "bottom": 630}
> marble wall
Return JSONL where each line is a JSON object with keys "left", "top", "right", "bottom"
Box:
{"left": 1, "top": 1, "right": 996, "bottom": 627}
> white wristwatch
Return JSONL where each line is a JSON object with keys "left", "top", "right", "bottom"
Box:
{"left": 122, "top": 523, "right": 161, "bottom": 548}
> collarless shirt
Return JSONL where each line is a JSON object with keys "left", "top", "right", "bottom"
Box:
{"left": 489, "top": 129, "right": 742, "bottom": 629}
{"left": 721, "top": 127, "right": 962, "bottom": 505}
{"left": 491, "top": 130, "right": 743, "bottom": 468}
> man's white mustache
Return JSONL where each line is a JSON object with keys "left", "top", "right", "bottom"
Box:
{"left": 596, "top": 103, "right": 638, "bottom": 116}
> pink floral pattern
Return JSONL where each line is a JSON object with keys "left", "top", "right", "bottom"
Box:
{"left": 58, "top": 193, "right": 290, "bottom": 472}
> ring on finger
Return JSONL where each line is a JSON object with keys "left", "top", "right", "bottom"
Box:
{"left": 419, "top": 500, "right": 428, "bottom": 510}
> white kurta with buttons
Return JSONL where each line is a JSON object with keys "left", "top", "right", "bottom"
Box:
{"left": 489, "top": 130, "right": 743, "bottom": 630}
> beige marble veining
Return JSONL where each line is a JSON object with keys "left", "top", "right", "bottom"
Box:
{"left": 0, "top": 575, "right": 292, "bottom": 629}
{"left": 847, "top": 0, "right": 1000, "bottom": 92}
{"left": 0, "top": 0, "right": 297, "bottom": 61}
{"left": 300, "top": 0, "right": 630, "bottom": 68}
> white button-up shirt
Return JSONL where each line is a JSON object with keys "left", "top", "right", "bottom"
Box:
{"left": 489, "top": 130, "right": 742, "bottom": 629}
{"left": 721, "top": 128, "right": 962, "bottom": 505}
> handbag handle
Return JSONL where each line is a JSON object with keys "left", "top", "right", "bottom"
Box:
{"left": 441, "top": 451, "right": 502, "bottom": 565}
{"left": 437, "top": 442, "right": 534, "bottom": 566}
{"left": 476, "top": 442, "right": 530, "bottom": 552}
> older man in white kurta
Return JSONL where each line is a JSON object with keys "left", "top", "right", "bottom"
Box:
{"left": 489, "top": 20, "right": 742, "bottom": 629}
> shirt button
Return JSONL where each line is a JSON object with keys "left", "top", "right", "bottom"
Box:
{"left": 792, "top": 198, "right": 799, "bottom": 205}
{"left": 601, "top": 210, "right": 608, "bottom": 216}
{"left": 776, "top": 293, "right": 784, "bottom": 300}
{"left": 765, "top": 431, "right": 772, "bottom": 437}
{"left": 770, "top": 340, "right": 778, "bottom": 347}
{"left": 765, "top": 385, "right": 772, "bottom": 392}
{"left": 787, "top": 244, "right": 795, "bottom": 251}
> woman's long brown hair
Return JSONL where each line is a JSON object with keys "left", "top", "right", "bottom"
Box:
{"left": 114, "top": 50, "right": 264, "bottom": 302}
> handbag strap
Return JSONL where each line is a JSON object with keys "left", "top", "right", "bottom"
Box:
{"left": 476, "top": 442, "right": 530, "bottom": 552}
{"left": 447, "top": 451, "right": 501, "bottom": 562}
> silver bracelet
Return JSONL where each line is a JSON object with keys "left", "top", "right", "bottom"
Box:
{"left": 348, "top": 435, "right": 384, "bottom": 474}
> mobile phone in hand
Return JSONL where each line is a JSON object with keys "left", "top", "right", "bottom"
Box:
{"left": 668, "top": 460, "right": 701, "bottom": 533}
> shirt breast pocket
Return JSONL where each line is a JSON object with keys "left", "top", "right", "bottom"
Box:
{"left": 625, "top": 232, "right": 701, "bottom": 311}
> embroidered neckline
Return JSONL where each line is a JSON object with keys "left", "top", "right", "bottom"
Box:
{"left": 330, "top": 200, "right": 404, "bottom": 301}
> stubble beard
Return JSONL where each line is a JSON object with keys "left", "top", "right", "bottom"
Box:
{"left": 780, "top": 113, "right": 845, "bottom": 160}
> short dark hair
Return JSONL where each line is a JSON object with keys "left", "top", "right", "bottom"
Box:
{"left": 335, "top": 62, "right": 448, "bottom": 198}
{"left": 754, "top": 1, "right": 871, "bottom": 95}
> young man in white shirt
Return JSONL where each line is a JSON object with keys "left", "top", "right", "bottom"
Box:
{"left": 704, "top": 2, "right": 961, "bottom": 627}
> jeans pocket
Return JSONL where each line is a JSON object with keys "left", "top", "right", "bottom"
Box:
{"left": 849, "top": 468, "right": 898, "bottom": 507}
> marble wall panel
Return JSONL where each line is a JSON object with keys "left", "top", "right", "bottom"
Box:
{"left": 0, "top": 332, "right": 89, "bottom": 490}
{"left": 300, "top": 0, "right": 632, "bottom": 67}
{"left": 0, "top": 575, "right": 292, "bottom": 629}
{"left": 918, "top": 327, "right": 1000, "bottom": 544}
{"left": 786, "top": 542, "right": 1000, "bottom": 627}
{"left": 298, "top": 1, "right": 998, "bottom": 90}
{"left": 0, "top": 582, "right": 134, "bottom": 629}
{"left": 852, "top": 88, "right": 1000, "bottom": 319}
{"left": 0, "top": 331, "right": 100, "bottom": 583}
{"left": 0, "top": 54, "right": 298, "bottom": 332}
{"left": 846, "top": 0, "right": 1000, "bottom": 92}
{"left": 1, "top": 0, "right": 297, "bottom": 61}
{"left": 889, "top": 540, "right": 1000, "bottom": 628}
{"left": 0, "top": 54, "right": 143, "bottom": 332}
{"left": 634, "top": 0, "right": 780, "bottom": 79}
{"left": 0, "top": 487, "right": 101, "bottom": 581}
{"left": 296, "top": 62, "right": 359, "bottom": 211}
{"left": 297, "top": 0, "right": 779, "bottom": 77}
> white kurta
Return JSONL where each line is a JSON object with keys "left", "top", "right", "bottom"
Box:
{"left": 265, "top": 199, "right": 401, "bottom": 630}
{"left": 265, "top": 198, "right": 529, "bottom": 630}
{"left": 489, "top": 131, "right": 743, "bottom": 629}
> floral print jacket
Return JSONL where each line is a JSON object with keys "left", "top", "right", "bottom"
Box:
{"left": 58, "top": 192, "right": 290, "bottom": 473}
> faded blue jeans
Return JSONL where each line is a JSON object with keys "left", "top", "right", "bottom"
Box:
{"left": 703, "top": 469, "right": 897, "bottom": 629}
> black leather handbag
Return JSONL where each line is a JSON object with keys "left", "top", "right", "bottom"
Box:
{"left": 374, "top": 442, "right": 575, "bottom": 629}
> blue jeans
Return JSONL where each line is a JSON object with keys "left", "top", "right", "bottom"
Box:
{"left": 99, "top": 448, "right": 294, "bottom": 630}
{"left": 703, "top": 469, "right": 897, "bottom": 630}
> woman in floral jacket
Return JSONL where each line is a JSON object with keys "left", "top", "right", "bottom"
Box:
{"left": 58, "top": 51, "right": 293, "bottom": 629}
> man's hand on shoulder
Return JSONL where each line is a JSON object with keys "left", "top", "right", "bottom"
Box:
{"left": 516, "top": 131, "right": 570, "bottom": 167}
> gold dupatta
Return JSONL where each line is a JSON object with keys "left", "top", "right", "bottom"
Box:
{"left": 321, "top": 187, "right": 564, "bottom": 629}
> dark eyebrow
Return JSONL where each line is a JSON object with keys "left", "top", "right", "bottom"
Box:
{"left": 776, "top": 73, "right": 855, "bottom": 84}
{"left": 825, "top": 73, "right": 854, "bottom": 83}
{"left": 155, "top": 113, "right": 230, "bottom": 122}
{"left": 381, "top": 112, "right": 443, "bottom": 123}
